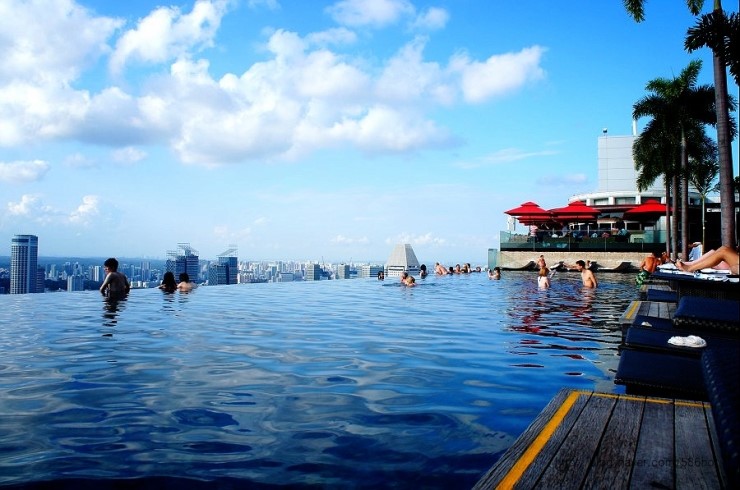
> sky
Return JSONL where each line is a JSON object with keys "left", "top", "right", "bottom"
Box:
{"left": 1, "top": 0, "right": 738, "bottom": 264}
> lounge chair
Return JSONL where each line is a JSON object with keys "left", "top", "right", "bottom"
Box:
{"left": 614, "top": 348, "right": 707, "bottom": 400}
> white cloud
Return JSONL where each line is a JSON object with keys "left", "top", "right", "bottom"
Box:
{"left": 68, "top": 195, "right": 100, "bottom": 225}
{"left": 306, "top": 27, "right": 357, "bottom": 47}
{"left": 0, "top": 0, "right": 121, "bottom": 83}
{"left": 326, "top": 0, "right": 414, "bottom": 28}
{"left": 7, "top": 194, "right": 40, "bottom": 216}
{"left": 247, "top": 0, "right": 280, "bottom": 10}
{"left": 0, "top": 160, "right": 50, "bottom": 183}
{"left": 112, "top": 147, "right": 147, "bottom": 164}
{"left": 485, "top": 148, "right": 558, "bottom": 164}
{"left": 331, "top": 234, "right": 369, "bottom": 245}
{"left": 213, "top": 225, "right": 253, "bottom": 243}
{"left": 410, "top": 7, "right": 449, "bottom": 31}
{"left": 64, "top": 153, "right": 97, "bottom": 168}
{"left": 0, "top": 2, "right": 546, "bottom": 165}
{"left": 386, "top": 232, "right": 446, "bottom": 246}
{"left": 109, "top": 0, "right": 230, "bottom": 75}
{"left": 0, "top": 0, "right": 121, "bottom": 146}
{"left": 450, "top": 46, "right": 547, "bottom": 103}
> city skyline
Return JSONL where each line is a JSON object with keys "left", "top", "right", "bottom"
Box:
{"left": 1, "top": 0, "right": 737, "bottom": 264}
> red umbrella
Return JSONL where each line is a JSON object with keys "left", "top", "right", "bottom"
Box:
{"left": 548, "top": 201, "right": 600, "bottom": 222}
{"left": 504, "top": 201, "right": 551, "bottom": 223}
{"left": 623, "top": 199, "right": 669, "bottom": 219}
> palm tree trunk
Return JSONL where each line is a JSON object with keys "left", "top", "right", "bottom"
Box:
{"left": 712, "top": 0, "right": 736, "bottom": 246}
{"left": 665, "top": 178, "right": 672, "bottom": 257}
{"left": 671, "top": 174, "right": 679, "bottom": 259}
{"left": 681, "top": 128, "right": 689, "bottom": 259}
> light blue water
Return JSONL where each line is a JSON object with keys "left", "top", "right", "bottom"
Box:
{"left": 0, "top": 271, "right": 635, "bottom": 488}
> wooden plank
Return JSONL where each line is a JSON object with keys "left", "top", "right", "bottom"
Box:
{"left": 630, "top": 398, "right": 674, "bottom": 489}
{"left": 533, "top": 394, "right": 617, "bottom": 489}
{"left": 474, "top": 391, "right": 725, "bottom": 489}
{"left": 674, "top": 400, "right": 721, "bottom": 488}
{"left": 581, "top": 395, "right": 645, "bottom": 489}
{"left": 473, "top": 389, "right": 588, "bottom": 490}
{"left": 472, "top": 389, "right": 574, "bottom": 489}
{"left": 619, "top": 301, "right": 642, "bottom": 326}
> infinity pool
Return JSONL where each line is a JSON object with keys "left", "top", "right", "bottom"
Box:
{"left": 0, "top": 271, "right": 636, "bottom": 488}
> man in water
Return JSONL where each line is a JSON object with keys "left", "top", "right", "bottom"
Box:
{"left": 100, "top": 257, "right": 130, "bottom": 298}
{"left": 575, "top": 260, "right": 597, "bottom": 288}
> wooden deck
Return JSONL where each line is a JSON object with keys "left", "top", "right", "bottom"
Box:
{"left": 618, "top": 300, "right": 676, "bottom": 328}
{"left": 473, "top": 389, "right": 727, "bottom": 489}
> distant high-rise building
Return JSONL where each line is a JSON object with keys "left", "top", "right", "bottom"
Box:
{"left": 67, "top": 275, "right": 84, "bottom": 292}
{"left": 306, "top": 263, "right": 322, "bottom": 281}
{"left": 10, "top": 234, "right": 39, "bottom": 294}
{"left": 208, "top": 263, "right": 229, "bottom": 285}
{"left": 385, "top": 243, "right": 420, "bottom": 277}
{"left": 36, "top": 266, "right": 45, "bottom": 293}
{"left": 336, "top": 264, "right": 350, "bottom": 279}
{"left": 218, "top": 256, "right": 238, "bottom": 285}
{"left": 166, "top": 243, "right": 199, "bottom": 282}
{"left": 90, "top": 265, "right": 102, "bottom": 282}
{"left": 359, "top": 265, "right": 384, "bottom": 278}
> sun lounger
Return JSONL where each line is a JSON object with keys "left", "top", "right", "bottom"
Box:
{"left": 672, "top": 296, "right": 740, "bottom": 334}
{"left": 623, "top": 326, "right": 708, "bottom": 358}
{"left": 702, "top": 343, "right": 740, "bottom": 488}
{"left": 614, "top": 348, "right": 707, "bottom": 400}
{"left": 645, "top": 289, "right": 678, "bottom": 303}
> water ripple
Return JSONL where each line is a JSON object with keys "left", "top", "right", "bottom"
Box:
{"left": 0, "top": 271, "right": 638, "bottom": 488}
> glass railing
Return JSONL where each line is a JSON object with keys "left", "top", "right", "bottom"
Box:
{"left": 499, "top": 230, "right": 667, "bottom": 252}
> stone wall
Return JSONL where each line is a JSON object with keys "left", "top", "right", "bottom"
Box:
{"left": 499, "top": 251, "right": 647, "bottom": 271}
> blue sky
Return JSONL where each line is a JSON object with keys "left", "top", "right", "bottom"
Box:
{"left": 1, "top": 0, "right": 737, "bottom": 264}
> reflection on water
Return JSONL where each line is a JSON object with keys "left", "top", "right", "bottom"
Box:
{"left": 0, "top": 272, "right": 636, "bottom": 488}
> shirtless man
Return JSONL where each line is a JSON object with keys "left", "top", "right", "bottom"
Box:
{"left": 100, "top": 258, "right": 130, "bottom": 297}
{"left": 575, "top": 260, "right": 597, "bottom": 288}
{"left": 178, "top": 272, "right": 194, "bottom": 292}
{"left": 639, "top": 251, "right": 660, "bottom": 273}
{"left": 434, "top": 262, "right": 448, "bottom": 275}
{"left": 400, "top": 272, "right": 415, "bottom": 286}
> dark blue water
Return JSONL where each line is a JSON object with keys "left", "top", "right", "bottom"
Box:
{"left": 0, "top": 271, "right": 636, "bottom": 488}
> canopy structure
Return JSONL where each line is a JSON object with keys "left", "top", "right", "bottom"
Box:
{"left": 548, "top": 201, "right": 601, "bottom": 223}
{"left": 504, "top": 201, "right": 551, "bottom": 225}
{"left": 623, "top": 200, "right": 669, "bottom": 220}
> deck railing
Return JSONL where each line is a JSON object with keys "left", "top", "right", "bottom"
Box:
{"left": 500, "top": 230, "right": 667, "bottom": 252}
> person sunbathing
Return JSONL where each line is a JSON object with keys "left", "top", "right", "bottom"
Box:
{"left": 676, "top": 245, "right": 739, "bottom": 275}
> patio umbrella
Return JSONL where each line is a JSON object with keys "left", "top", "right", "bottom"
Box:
{"left": 504, "top": 201, "right": 551, "bottom": 224}
{"left": 548, "top": 201, "right": 601, "bottom": 222}
{"left": 623, "top": 200, "right": 669, "bottom": 220}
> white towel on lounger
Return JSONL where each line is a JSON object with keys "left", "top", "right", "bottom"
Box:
{"left": 667, "top": 335, "right": 707, "bottom": 348}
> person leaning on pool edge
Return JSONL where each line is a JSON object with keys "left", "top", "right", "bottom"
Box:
{"left": 159, "top": 271, "right": 177, "bottom": 293}
{"left": 99, "top": 257, "right": 130, "bottom": 298}
{"left": 177, "top": 272, "right": 194, "bottom": 292}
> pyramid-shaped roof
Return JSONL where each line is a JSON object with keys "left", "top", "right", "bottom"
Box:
{"left": 385, "top": 243, "right": 420, "bottom": 270}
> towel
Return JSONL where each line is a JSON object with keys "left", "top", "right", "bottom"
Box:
{"left": 667, "top": 335, "right": 707, "bottom": 348}
{"left": 658, "top": 263, "right": 678, "bottom": 270}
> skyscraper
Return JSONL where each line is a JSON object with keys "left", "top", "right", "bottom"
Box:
{"left": 166, "top": 243, "right": 200, "bottom": 282}
{"left": 10, "top": 234, "right": 39, "bottom": 294}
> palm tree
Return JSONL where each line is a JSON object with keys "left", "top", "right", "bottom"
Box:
{"left": 625, "top": 0, "right": 737, "bottom": 247}
{"left": 632, "top": 125, "right": 679, "bottom": 256}
{"left": 632, "top": 61, "right": 716, "bottom": 258}
{"left": 685, "top": 7, "right": 740, "bottom": 246}
{"left": 688, "top": 136, "right": 719, "bottom": 247}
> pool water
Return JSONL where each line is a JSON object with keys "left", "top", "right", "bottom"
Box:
{"left": 0, "top": 271, "right": 636, "bottom": 488}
